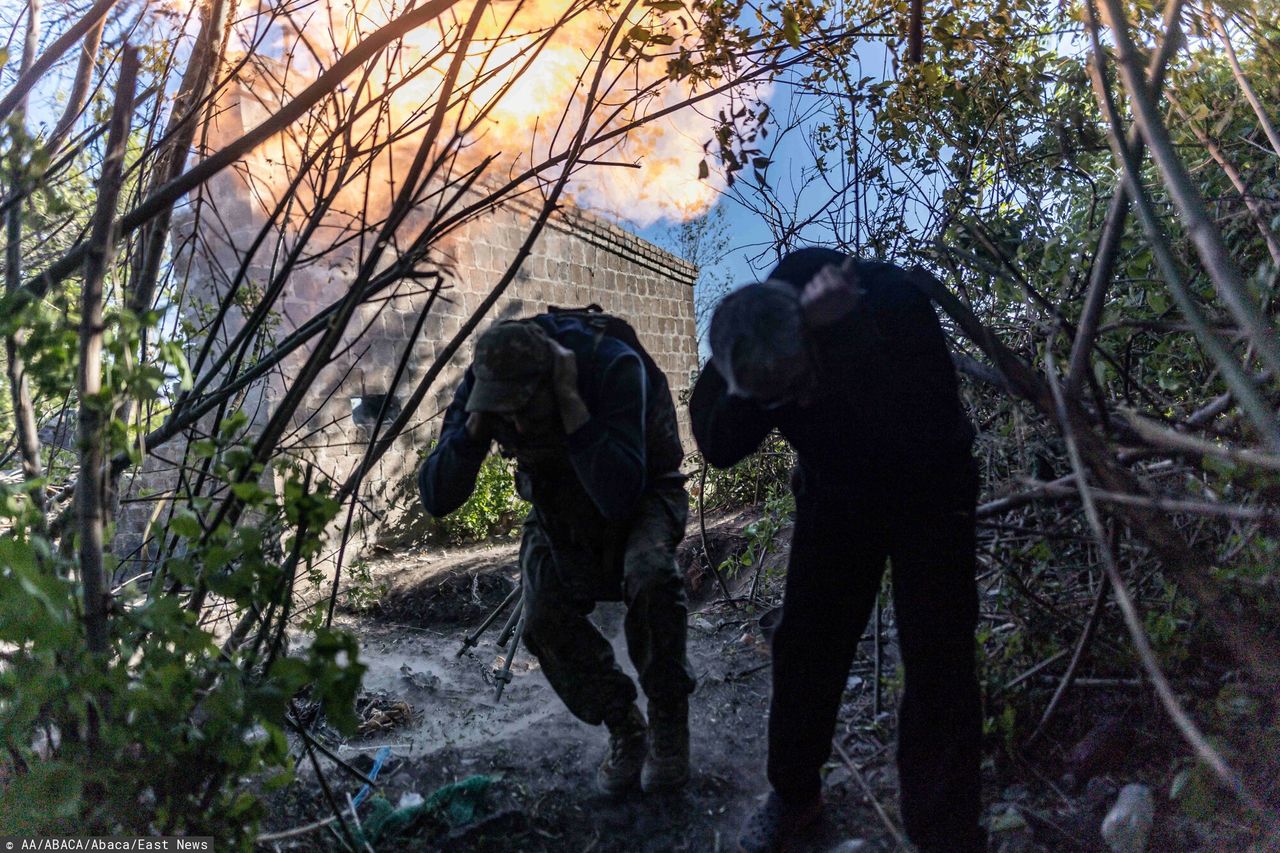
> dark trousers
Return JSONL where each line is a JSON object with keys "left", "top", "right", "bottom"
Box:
{"left": 520, "top": 488, "right": 696, "bottom": 726}
{"left": 767, "top": 468, "right": 984, "bottom": 853}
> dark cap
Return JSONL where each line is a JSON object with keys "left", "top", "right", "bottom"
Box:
{"left": 708, "top": 280, "right": 807, "bottom": 402}
{"left": 466, "top": 321, "right": 552, "bottom": 413}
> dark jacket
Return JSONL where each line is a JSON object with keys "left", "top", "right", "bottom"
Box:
{"left": 689, "top": 248, "right": 973, "bottom": 503}
{"left": 419, "top": 312, "right": 684, "bottom": 525}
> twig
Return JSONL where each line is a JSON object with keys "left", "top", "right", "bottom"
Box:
{"left": 1065, "top": 0, "right": 1184, "bottom": 397}
{"left": 1033, "top": 482, "right": 1272, "bottom": 521}
{"left": 1168, "top": 91, "right": 1280, "bottom": 268}
{"left": 23, "top": 0, "right": 468, "bottom": 300}
{"left": 998, "top": 649, "right": 1069, "bottom": 696}
{"left": 1045, "top": 344, "right": 1276, "bottom": 822}
{"left": 698, "top": 465, "right": 738, "bottom": 608}
{"left": 1083, "top": 18, "right": 1280, "bottom": 451}
{"left": 284, "top": 709, "right": 379, "bottom": 788}
{"left": 0, "top": 0, "right": 116, "bottom": 126}
{"left": 1100, "top": 0, "right": 1280, "bottom": 390}
{"left": 918, "top": 263, "right": 1280, "bottom": 685}
{"left": 300, "top": 727, "right": 362, "bottom": 853}
{"left": 77, "top": 45, "right": 138, "bottom": 658}
{"left": 1026, "top": 567, "right": 1110, "bottom": 746}
{"left": 831, "top": 740, "right": 909, "bottom": 849}
{"left": 1212, "top": 13, "right": 1280, "bottom": 159}
{"left": 255, "top": 814, "right": 339, "bottom": 844}
{"left": 1123, "top": 410, "right": 1280, "bottom": 473}
{"left": 746, "top": 540, "right": 772, "bottom": 605}
{"left": 977, "top": 474, "right": 1078, "bottom": 518}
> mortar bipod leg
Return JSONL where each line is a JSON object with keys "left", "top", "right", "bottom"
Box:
{"left": 872, "top": 588, "right": 882, "bottom": 718}
{"left": 456, "top": 584, "right": 521, "bottom": 658}
{"left": 493, "top": 604, "right": 527, "bottom": 703}
{"left": 496, "top": 593, "right": 525, "bottom": 648}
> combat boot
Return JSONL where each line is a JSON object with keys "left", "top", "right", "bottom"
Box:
{"left": 597, "top": 704, "right": 647, "bottom": 795}
{"left": 640, "top": 697, "right": 689, "bottom": 792}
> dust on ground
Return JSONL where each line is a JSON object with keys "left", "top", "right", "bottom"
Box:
{"left": 262, "top": 509, "right": 910, "bottom": 852}
{"left": 261, "top": 511, "right": 1225, "bottom": 852}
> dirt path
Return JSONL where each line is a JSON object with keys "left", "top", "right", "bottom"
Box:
{"left": 267, "top": 513, "right": 900, "bottom": 852}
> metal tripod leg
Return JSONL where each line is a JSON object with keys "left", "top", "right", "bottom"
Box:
{"left": 496, "top": 594, "right": 524, "bottom": 648}
{"left": 493, "top": 603, "right": 527, "bottom": 702}
{"left": 456, "top": 585, "right": 521, "bottom": 658}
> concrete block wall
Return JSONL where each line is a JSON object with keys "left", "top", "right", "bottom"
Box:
{"left": 116, "top": 83, "right": 700, "bottom": 563}
{"left": 285, "top": 194, "right": 700, "bottom": 551}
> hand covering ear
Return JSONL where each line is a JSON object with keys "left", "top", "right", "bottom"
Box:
{"left": 800, "top": 259, "right": 863, "bottom": 327}
{"left": 548, "top": 338, "right": 591, "bottom": 434}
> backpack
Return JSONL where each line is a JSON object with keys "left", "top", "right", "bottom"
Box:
{"left": 541, "top": 304, "right": 684, "bottom": 477}
{"left": 545, "top": 304, "right": 671, "bottom": 398}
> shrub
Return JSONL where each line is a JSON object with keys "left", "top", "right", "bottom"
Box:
{"left": 0, "top": 453, "right": 364, "bottom": 845}
{"left": 691, "top": 431, "right": 795, "bottom": 512}
{"left": 431, "top": 451, "right": 529, "bottom": 544}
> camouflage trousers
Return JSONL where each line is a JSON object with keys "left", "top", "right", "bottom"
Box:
{"left": 519, "top": 486, "right": 696, "bottom": 726}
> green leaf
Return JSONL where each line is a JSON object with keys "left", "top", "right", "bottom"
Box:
{"left": 219, "top": 410, "right": 250, "bottom": 440}
{"left": 223, "top": 446, "right": 254, "bottom": 471}
{"left": 782, "top": 7, "right": 801, "bottom": 47}
{"left": 231, "top": 481, "right": 271, "bottom": 503}
{"left": 1146, "top": 289, "right": 1168, "bottom": 315}
{"left": 191, "top": 439, "right": 219, "bottom": 459}
{"left": 0, "top": 761, "right": 82, "bottom": 834}
{"left": 170, "top": 510, "right": 203, "bottom": 539}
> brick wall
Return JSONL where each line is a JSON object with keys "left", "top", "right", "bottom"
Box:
{"left": 288, "top": 194, "right": 700, "bottom": 551}
{"left": 115, "top": 85, "right": 700, "bottom": 565}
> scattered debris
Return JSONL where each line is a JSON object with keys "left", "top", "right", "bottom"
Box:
{"left": 353, "top": 774, "right": 497, "bottom": 846}
{"left": 356, "top": 692, "right": 414, "bottom": 736}
{"left": 400, "top": 663, "right": 442, "bottom": 691}
{"left": 1101, "top": 784, "right": 1154, "bottom": 853}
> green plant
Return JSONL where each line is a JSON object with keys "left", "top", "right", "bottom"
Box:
{"left": 692, "top": 432, "right": 796, "bottom": 512}
{"left": 0, "top": 457, "right": 365, "bottom": 843}
{"left": 432, "top": 451, "right": 529, "bottom": 545}
{"left": 344, "top": 558, "right": 387, "bottom": 613}
{"left": 718, "top": 486, "right": 795, "bottom": 605}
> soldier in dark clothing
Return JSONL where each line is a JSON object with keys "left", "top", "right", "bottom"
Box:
{"left": 419, "top": 311, "right": 695, "bottom": 795}
{"left": 689, "top": 248, "right": 984, "bottom": 853}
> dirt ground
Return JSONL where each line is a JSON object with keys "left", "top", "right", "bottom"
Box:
{"left": 261, "top": 510, "right": 916, "bottom": 852}
{"left": 259, "top": 509, "right": 1231, "bottom": 852}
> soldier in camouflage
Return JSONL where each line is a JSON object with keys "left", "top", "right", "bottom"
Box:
{"left": 419, "top": 311, "right": 695, "bottom": 795}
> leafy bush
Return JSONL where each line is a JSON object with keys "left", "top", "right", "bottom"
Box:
{"left": 431, "top": 451, "right": 529, "bottom": 544}
{"left": 691, "top": 431, "right": 795, "bottom": 512}
{"left": 0, "top": 435, "right": 365, "bottom": 845}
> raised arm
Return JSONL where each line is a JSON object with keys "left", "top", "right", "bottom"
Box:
{"left": 688, "top": 361, "right": 774, "bottom": 469}
{"left": 417, "top": 369, "right": 490, "bottom": 518}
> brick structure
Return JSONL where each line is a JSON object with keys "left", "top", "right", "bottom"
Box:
{"left": 287, "top": 195, "right": 701, "bottom": 550}
{"left": 114, "top": 89, "right": 699, "bottom": 564}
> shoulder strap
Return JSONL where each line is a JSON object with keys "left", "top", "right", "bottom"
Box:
{"left": 541, "top": 305, "right": 673, "bottom": 398}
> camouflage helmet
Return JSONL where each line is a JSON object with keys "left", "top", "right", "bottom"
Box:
{"left": 465, "top": 321, "right": 552, "bottom": 413}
